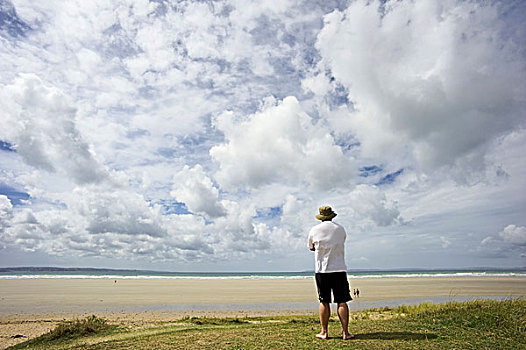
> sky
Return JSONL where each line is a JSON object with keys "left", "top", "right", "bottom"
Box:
{"left": 0, "top": 0, "right": 525, "bottom": 272}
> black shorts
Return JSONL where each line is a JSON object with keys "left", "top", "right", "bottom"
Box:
{"left": 315, "top": 272, "right": 352, "bottom": 303}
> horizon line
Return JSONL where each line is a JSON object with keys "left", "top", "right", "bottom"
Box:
{"left": 1, "top": 266, "right": 525, "bottom": 274}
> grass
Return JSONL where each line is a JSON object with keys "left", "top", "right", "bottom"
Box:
{"left": 10, "top": 299, "right": 525, "bottom": 350}
{"left": 10, "top": 315, "right": 116, "bottom": 348}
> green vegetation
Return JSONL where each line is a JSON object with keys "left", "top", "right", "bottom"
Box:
{"left": 11, "top": 315, "right": 116, "bottom": 348}
{"left": 10, "top": 299, "right": 525, "bottom": 349}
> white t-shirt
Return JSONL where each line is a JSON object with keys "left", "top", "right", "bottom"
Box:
{"left": 308, "top": 221, "right": 347, "bottom": 273}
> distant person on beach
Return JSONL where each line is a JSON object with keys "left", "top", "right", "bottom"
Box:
{"left": 356, "top": 288, "right": 360, "bottom": 298}
{"left": 308, "top": 206, "right": 354, "bottom": 340}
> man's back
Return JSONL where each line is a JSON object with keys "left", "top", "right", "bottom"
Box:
{"left": 308, "top": 221, "right": 347, "bottom": 273}
{"left": 308, "top": 206, "right": 353, "bottom": 340}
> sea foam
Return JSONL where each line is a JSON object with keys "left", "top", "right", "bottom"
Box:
{"left": 0, "top": 271, "right": 524, "bottom": 280}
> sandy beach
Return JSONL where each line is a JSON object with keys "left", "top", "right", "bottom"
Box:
{"left": 1, "top": 276, "right": 525, "bottom": 348}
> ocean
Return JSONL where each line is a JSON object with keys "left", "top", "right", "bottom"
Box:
{"left": 0, "top": 267, "right": 524, "bottom": 280}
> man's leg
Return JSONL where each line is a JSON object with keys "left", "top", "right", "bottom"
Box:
{"left": 316, "top": 302, "right": 330, "bottom": 339}
{"left": 337, "top": 302, "right": 354, "bottom": 340}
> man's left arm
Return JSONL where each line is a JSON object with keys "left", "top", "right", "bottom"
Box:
{"left": 308, "top": 231, "right": 315, "bottom": 251}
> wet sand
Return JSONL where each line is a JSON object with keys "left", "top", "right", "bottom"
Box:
{"left": 1, "top": 276, "right": 525, "bottom": 348}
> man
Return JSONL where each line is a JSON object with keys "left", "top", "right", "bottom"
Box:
{"left": 308, "top": 205, "right": 354, "bottom": 340}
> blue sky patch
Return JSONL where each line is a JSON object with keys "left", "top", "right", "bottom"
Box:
{"left": 157, "top": 200, "right": 190, "bottom": 215}
{"left": 359, "top": 165, "right": 383, "bottom": 177}
{"left": 376, "top": 169, "right": 404, "bottom": 185}
{"left": 126, "top": 129, "right": 150, "bottom": 139}
{"left": 0, "top": 183, "right": 30, "bottom": 205}
{"left": 326, "top": 83, "right": 349, "bottom": 107}
{"left": 157, "top": 147, "right": 178, "bottom": 159}
{"left": 0, "top": 140, "right": 15, "bottom": 152}
{"left": 0, "top": 1, "right": 31, "bottom": 38}
{"left": 255, "top": 206, "right": 282, "bottom": 220}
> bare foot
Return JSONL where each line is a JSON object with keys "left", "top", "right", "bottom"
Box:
{"left": 315, "top": 332, "right": 328, "bottom": 339}
{"left": 343, "top": 333, "right": 355, "bottom": 340}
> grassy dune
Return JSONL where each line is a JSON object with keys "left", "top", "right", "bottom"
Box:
{"left": 10, "top": 299, "right": 525, "bottom": 349}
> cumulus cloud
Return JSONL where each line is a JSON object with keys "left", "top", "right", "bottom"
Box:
{"left": 346, "top": 184, "right": 401, "bottom": 228}
{"left": 315, "top": 0, "right": 526, "bottom": 174}
{"left": 499, "top": 225, "right": 526, "bottom": 246}
{"left": 0, "top": 195, "right": 13, "bottom": 234}
{"left": 2, "top": 185, "right": 220, "bottom": 261}
{"left": 0, "top": 74, "right": 107, "bottom": 184}
{"left": 2, "top": 207, "right": 45, "bottom": 252}
{"left": 210, "top": 96, "right": 355, "bottom": 191}
{"left": 71, "top": 187, "right": 166, "bottom": 238}
{"left": 171, "top": 164, "right": 226, "bottom": 219}
{"left": 480, "top": 236, "right": 493, "bottom": 247}
{"left": 0, "top": 0, "right": 524, "bottom": 270}
{"left": 440, "top": 236, "right": 451, "bottom": 249}
{"left": 477, "top": 224, "right": 526, "bottom": 260}
{"left": 211, "top": 200, "right": 270, "bottom": 255}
